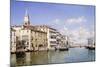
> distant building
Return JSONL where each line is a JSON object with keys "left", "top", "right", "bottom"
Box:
{"left": 88, "top": 37, "right": 95, "bottom": 46}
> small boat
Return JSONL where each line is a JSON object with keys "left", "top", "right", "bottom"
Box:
{"left": 86, "top": 46, "right": 95, "bottom": 50}
{"left": 59, "top": 47, "right": 69, "bottom": 51}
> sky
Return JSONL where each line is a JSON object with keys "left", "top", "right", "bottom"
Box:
{"left": 11, "top": 0, "right": 95, "bottom": 45}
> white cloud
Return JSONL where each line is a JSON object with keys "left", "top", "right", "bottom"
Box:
{"left": 52, "top": 16, "right": 87, "bottom": 27}
{"left": 59, "top": 26, "right": 69, "bottom": 35}
{"left": 60, "top": 26, "right": 94, "bottom": 45}
{"left": 73, "top": 27, "right": 90, "bottom": 39}
{"left": 71, "top": 27, "right": 95, "bottom": 45}
{"left": 52, "top": 16, "right": 95, "bottom": 45}
{"left": 53, "top": 18, "right": 60, "bottom": 25}
{"left": 66, "top": 16, "right": 86, "bottom": 25}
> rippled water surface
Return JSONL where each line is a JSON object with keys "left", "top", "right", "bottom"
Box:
{"left": 11, "top": 48, "right": 95, "bottom": 66}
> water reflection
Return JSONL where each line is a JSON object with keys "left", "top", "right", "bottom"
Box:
{"left": 16, "top": 52, "right": 26, "bottom": 66}
{"left": 11, "top": 54, "right": 16, "bottom": 67}
{"left": 11, "top": 48, "right": 95, "bottom": 66}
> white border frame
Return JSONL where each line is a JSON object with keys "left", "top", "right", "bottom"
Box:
{"left": 0, "top": 0, "right": 99, "bottom": 67}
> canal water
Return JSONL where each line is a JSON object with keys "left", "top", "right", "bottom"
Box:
{"left": 11, "top": 47, "right": 95, "bottom": 66}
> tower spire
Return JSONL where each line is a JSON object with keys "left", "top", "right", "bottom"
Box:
{"left": 25, "top": 9, "right": 28, "bottom": 16}
{"left": 24, "top": 9, "right": 30, "bottom": 26}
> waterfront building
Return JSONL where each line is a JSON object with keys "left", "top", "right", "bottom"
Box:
{"left": 11, "top": 28, "right": 16, "bottom": 52}
{"left": 47, "top": 27, "right": 58, "bottom": 50}
{"left": 29, "top": 26, "right": 47, "bottom": 51}
{"left": 34, "top": 25, "right": 60, "bottom": 50}
{"left": 11, "top": 10, "right": 67, "bottom": 52}
{"left": 11, "top": 10, "right": 47, "bottom": 51}
{"left": 61, "top": 35, "right": 67, "bottom": 47}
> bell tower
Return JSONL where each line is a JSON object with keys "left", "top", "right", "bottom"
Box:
{"left": 24, "top": 9, "right": 30, "bottom": 26}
